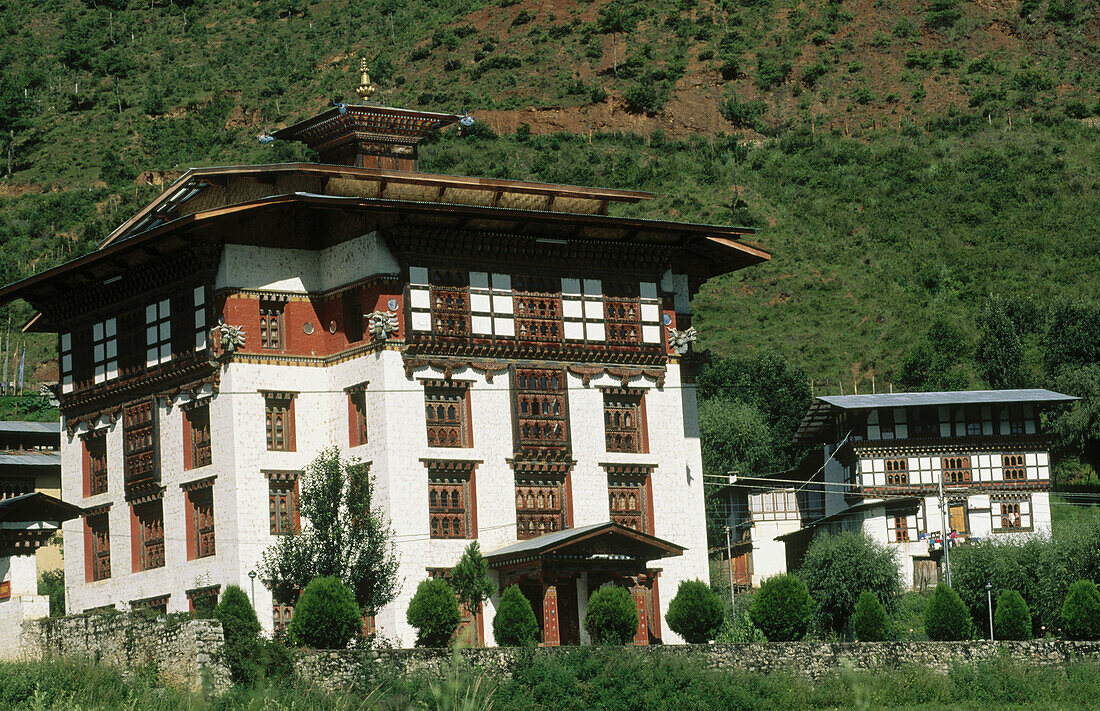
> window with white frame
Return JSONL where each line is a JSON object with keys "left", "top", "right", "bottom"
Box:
{"left": 469, "top": 271, "right": 514, "bottom": 338}
{"left": 992, "top": 496, "right": 1032, "bottom": 531}
{"left": 92, "top": 318, "right": 118, "bottom": 385}
{"left": 886, "top": 507, "right": 921, "bottom": 542}
{"left": 193, "top": 286, "right": 207, "bottom": 351}
{"left": 60, "top": 332, "right": 73, "bottom": 393}
{"left": 749, "top": 489, "right": 799, "bottom": 521}
{"left": 562, "top": 278, "right": 604, "bottom": 343}
{"left": 146, "top": 299, "right": 171, "bottom": 367}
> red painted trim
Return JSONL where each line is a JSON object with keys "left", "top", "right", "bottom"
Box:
{"left": 182, "top": 412, "right": 193, "bottom": 472}
{"left": 564, "top": 471, "right": 575, "bottom": 529}
{"left": 639, "top": 392, "right": 650, "bottom": 455}
{"left": 347, "top": 392, "right": 357, "bottom": 447}
{"left": 84, "top": 518, "right": 94, "bottom": 583}
{"left": 644, "top": 473, "right": 656, "bottom": 536}
{"left": 291, "top": 478, "right": 301, "bottom": 533}
{"left": 0, "top": 580, "right": 10, "bottom": 600}
{"left": 82, "top": 436, "right": 91, "bottom": 498}
{"left": 542, "top": 585, "right": 560, "bottom": 646}
{"left": 130, "top": 504, "right": 140, "bottom": 573}
{"left": 288, "top": 397, "right": 297, "bottom": 451}
{"left": 464, "top": 387, "right": 474, "bottom": 448}
{"left": 185, "top": 490, "right": 196, "bottom": 561}
{"left": 650, "top": 574, "right": 662, "bottom": 641}
{"left": 469, "top": 467, "right": 479, "bottom": 538}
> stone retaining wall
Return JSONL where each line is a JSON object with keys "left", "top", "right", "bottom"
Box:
{"left": 295, "top": 641, "right": 1100, "bottom": 692}
{"left": 17, "top": 612, "right": 231, "bottom": 695}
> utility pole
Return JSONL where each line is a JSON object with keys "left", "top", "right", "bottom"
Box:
{"left": 939, "top": 474, "right": 952, "bottom": 587}
{"left": 724, "top": 525, "right": 735, "bottom": 621}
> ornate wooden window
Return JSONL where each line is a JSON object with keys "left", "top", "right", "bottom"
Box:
{"left": 146, "top": 299, "right": 172, "bottom": 368}
{"left": 515, "top": 476, "right": 566, "bottom": 539}
{"left": 268, "top": 472, "right": 300, "bottom": 536}
{"left": 885, "top": 458, "right": 908, "bottom": 486}
{"left": 608, "top": 474, "right": 649, "bottom": 533}
{"left": 749, "top": 489, "right": 800, "bottom": 521}
{"left": 87, "top": 513, "right": 111, "bottom": 582}
{"left": 134, "top": 500, "right": 165, "bottom": 571}
{"left": 123, "top": 399, "right": 157, "bottom": 486}
{"left": 942, "top": 456, "right": 971, "bottom": 484}
{"left": 604, "top": 281, "right": 642, "bottom": 345}
{"left": 273, "top": 604, "right": 294, "bottom": 635}
{"left": 993, "top": 496, "right": 1032, "bottom": 531}
{"left": 264, "top": 392, "right": 296, "bottom": 452}
{"left": 886, "top": 508, "right": 921, "bottom": 542}
{"left": 187, "top": 585, "right": 220, "bottom": 614}
{"left": 348, "top": 389, "right": 369, "bottom": 447}
{"left": 604, "top": 389, "right": 644, "bottom": 453}
{"left": 92, "top": 317, "right": 118, "bottom": 385}
{"left": 428, "top": 465, "right": 474, "bottom": 539}
{"left": 185, "top": 484, "right": 215, "bottom": 560}
{"left": 184, "top": 404, "right": 211, "bottom": 470}
{"left": 130, "top": 595, "right": 169, "bottom": 613}
{"left": 1002, "top": 454, "right": 1026, "bottom": 481}
{"left": 259, "top": 300, "right": 284, "bottom": 350}
{"left": 514, "top": 367, "right": 569, "bottom": 452}
{"left": 0, "top": 478, "right": 33, "bottom": 500}
{"left": 429, "top": 269, "right": 470, "bottom": 339}
{"left": 424, "top": 382, "right": 471, "bottom": 448}
{"left": 83, "top": 431, "right": 108, "bottom": 496}
{"left": 513, "top": 275, "right": 562, "bottom": 344}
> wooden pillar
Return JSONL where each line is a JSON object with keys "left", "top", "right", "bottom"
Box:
{"left": 631, "top": 581, "right": 649, "bottom": 645}
{"left": 542, "top": 584, "right": 560, "bottom": 646}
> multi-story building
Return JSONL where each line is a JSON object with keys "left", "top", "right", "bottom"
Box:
{"left": 722, "top": 389, "right": 1075, "bottom": 590}
{"left": 0, "top": 83, "right": 769, "bottom": 644}
{"left": 0, "top": 421, "right": 63, "bottom": 574}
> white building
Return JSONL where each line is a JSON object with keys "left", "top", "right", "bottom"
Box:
{"left": 0, "top": 94, "right": 769, "bottom": 645}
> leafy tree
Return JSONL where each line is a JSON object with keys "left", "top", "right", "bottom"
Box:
{"left": 923, "top": 583, "right": 974, "bottom": 641}
{"left": 407, "top": 578, "right": 461, "bottom": 647}
{"left": 898, "top": 316, "right": 973, "bottom": 391}
{"left": 287, "top": 576, "right": 362, "bottom": 649}
{"left": 493, "top": 585, "right": 539, "bottom": 647}
{"left": 799, "top": 531, "right": 901, "bottom": 634}
{"left": 1049, "top": 364, "right": 1100, "bottom": 479}
{"left": 1062, "top": 580, "right": 1100, "bottom": 640}
{"left": 37, "top": 570, "right": 64, "bottom": 618}
{"left": 994, "top": 589, "right": 1032, "bottom": 640}
{"left": 261, "top": 447, "right": 399, "bottom": 615}
{"left": 450, "top": 542, "right": 494, "bottom": 644}
{"left": 976, "top": 297, "right": 1027, "bottom": 388}
{"left": 665, "top": 580, "right": 724, "bottom": 643}
{"left": 1043, "top": 300, "right": 1100, "bottom": 376}
{"left": 584, "top": 586, "right": 638, "bottom": 645}
{"left": 750, "top": 574, "right": 814, "bottom": 642}
{"left": 851, "top": 591, "right": 891, "bottom": 641}
{"left": 215, "top": 585, "right": 263, "bottom": 685}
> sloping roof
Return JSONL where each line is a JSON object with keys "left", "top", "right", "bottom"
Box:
{"left": 0, "top": 492, "right": 83, "bottom": 523}
{"left": 774, "top": 497, "right": 922, "bottom": 542}
{"left": 0, "top": 421, "right": 60, "bottom": 434}
{"left": 796, "top": 389, "right": 1078, "bottom": 442}
{"left": 485, "top": 521, "right": 686, "bottom": 565}
{"left": 0, "top": 452, "right": 60, "bottom": 466}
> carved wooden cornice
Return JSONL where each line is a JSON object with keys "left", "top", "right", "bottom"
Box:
{"left": 403, "top": 356, "right": 510, "bottom": 381}
{"left": 567, "top": 364, "right": 666, "bottom": 388}
{"left": 83, "top": 503, "right": 112, "bottom": 518}
{"left": 180, "top": 475, "right": 216, "bottom": 492}
{"left": 264, "top": 470, "right": 301, "bottom": 482}
{"left": 403, "top": 341, "right": 667, "bottom": 366}
{"left": 62, "top": 365, "right": 219, "bottom": 430}
{"left": 127, "top": 485, "right": 166, "bottom": 505}
{"left": 849, "top": 434, "right": 1053, "bottom": 457}
{"left": 601, "top": 463, "right": 658, "bottom": 476}
{"left": 419, "top": 458, "right": 482, "bottom": 473}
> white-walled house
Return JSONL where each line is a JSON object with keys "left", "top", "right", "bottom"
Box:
{"left": 0, "top": 94, "right": 769, "bottom": 645}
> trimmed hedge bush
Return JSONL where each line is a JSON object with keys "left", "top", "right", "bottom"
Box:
{"left": 493, "top": 585, "right": 539, "bottom": 646}
{"left": 214, "top": 585, "right": 263, "bottom": 685}
{"left": 852, "top": 591, "right": 891, "bottom": 641}
{"left": 407, "top": 578, "right": 461, "bottom": 647}
{"left": 287, "top": 576, "right": 361, "bottom": 649}
{"left": 994, "top": 589, "right": 1032, "bottom": 640}
{"left": 750, "top": 574, "right": 814, "bottom": 642}
{"left": 924, "top": 583, "right": 974, "bottom": 641}
{"left": 1062, "top": 580, "right": 1100, "bottom": 640}
{"left": 665, "top": 579, "right": 724, "bottom": 644}
{"left": 585, "top": 585, "right": 639, "bottom": 645}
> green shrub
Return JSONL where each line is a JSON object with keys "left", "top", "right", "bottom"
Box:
{"left": 994, "top": 589, "right": 1032, "bottom": 640}
{"left": 750, "top": 574, "right": 814, "bottom": 642}
{"left": 1062, "top": 580, "right": 1100, "bottom": 640}
{"left": 624, "top": 83, "right": 661, "bottom": 115}
{"left": 37, "top": 569, "right": 65, "bottom": 617}
{"left": 215, "top": 585, "right": 263, "bottom": 685}
{"left": 584, "top": 585, "right": 638, "bottom": 645}
{"left": 493, "top": 585, "right": 539, "bottom": 646}
{"left": 852, "top": 591, "right": 892, "bottom": 641}
{"left": 407, "top": 578, "right": 461, "bottom": 647}
{"left": 665, "top": 580, "right": 724, "bottom": 644}
{"left": 287, "top": 577, "right": 361, "bottom": 649}
{"left": 799, "top": 532, "right": 901, "bottom": 634}
{"left": 924, "top": 584, "right": 974, "bottom": 641}
{"left": 720, "top": 97, "right": 766, "bottom": 129}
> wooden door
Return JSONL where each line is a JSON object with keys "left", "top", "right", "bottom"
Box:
{"left": 913, "top": 557, "right": 939, "bottom": 591}
{"left": 948, "top": 503, "right": 968, "bottom": 534}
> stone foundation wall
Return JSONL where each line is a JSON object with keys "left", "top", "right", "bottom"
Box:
{"left": 295, "top": 641, "right": 1100, "bottom": 692}
{"left": 18, "top": 612, "right": 230, "bottom": 695}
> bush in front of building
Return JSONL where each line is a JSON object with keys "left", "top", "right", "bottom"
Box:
{"left": 665, "top": 579, "right": 725, "bottom": 643}
{"left": 1062, "top": 580, "right": 1100, "bottom": 640}
{"left": 852, "top": 591, "right": 892, "bottom": 641}
{"left": 994, "top": 589, "right": 1032, "bottom": 640}
{"left": 287, "top": 577, "right": 362, "bottom": 650}
{"left": 407, "top": 578, "right": 461, "bottom": 647}
{"left": 493, "top": 585, "right": 539, "bottom": 647}
{"left": 215, "top": 585, "right": 264, "bottom": 685}
{"left": 923, "top": 583, "right": 974, "bottom": 641}
{"left": 584, "top": 585, "right": 639, "bottom": 645}
{"left": 798, "top": 531, "right": 902, "bottom": 634}
{"left": 749, "top": 574, "right": 814, "bottom": 642}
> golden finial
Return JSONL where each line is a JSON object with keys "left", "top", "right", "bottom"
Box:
{"left": 356, "top": 58, "right": 377, "bottom": 101}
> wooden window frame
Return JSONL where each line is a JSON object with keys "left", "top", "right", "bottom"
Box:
{"left": 942, "top": 456, "right": 971, "bottom": 484}
{"left": 1002, "top": 453, "right": 1026, "bottom": 481}
{"left": 130, "top": 595, "right": 169, "bottom": 613}
{"left": 82, "top": 430, "right": 108, "bottom": 497}
{"left": 992, "top": 496, "right": 1033, "bottom": 532}
{"left": 145, "top": 298, "right": 172, "bottom": 368}
{"left": 183, "top": 403, "right": 212, "bottom": 471}
{"left": 607, "top": 470, "right": 653, "bottom": 534}
{"left": 348, "top": 389, "right": 369, "bottom": 447}
{"left": 513, "top": 274, "right": 563, "bottom": 345}
{"left": 187, "top": 585, "right": 221, "bottom": 614}
{"left": 85, "top": 511, "right": 111, "bottom": 582}
{"left": 268, "top": 472, "right": 301, "bottom": 536}
{"left": 515, "top": 475, "right": 569, "bottom": 540}
{"left": 947, "top": 499, "right": 970, "bottom": 535}
{"left": 184, "top": 481, "right": 216, "bottom": 560}
{"left": 273, "top": 603, "right": 294, "bottom": 635}
{"left": 131, "top": 499, "right": 165, "bottom": 572}
{"left": 123, "top": 398, "right": 158, "bottom": 487}
{"left": 264, "top": 392, "right": 297, "bottom": 452}
{"left": 259, "top": 299, "right": 285, "bottom": 351}
{"left": 513, "top": 367, "right": 569, "bottom": 453}
{"left": 884, "top": 458, "right": 908, "bottom": 487}
{"left": 424, "top": 381, "right": 472, "bottom": 448}
{"left": 428, "top": 268, "right": 471, "bottom": 341}
{"left": 427, "top": 464, "right": 477, "bottom": 540}
{"left": 603, "top": 280, "right": 642, "bottom": 346}
{"left": 603, "top": 388, "right": 647, "bottom": 454}
{"left": 0, "top": 478, "right": 33, "bottom": 500}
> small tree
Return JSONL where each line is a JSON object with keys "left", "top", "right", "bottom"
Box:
{"left": 584, "top": 585, "right": 638, "bottom": 645}
{"left": 994, "top": 589, "right": 1032, "bottom": 640}
{"left": 851, "top": 591, "right": 891, "bottom": 641}
{"left": 924, "top": 583, "right": 974, "bottom": 641}
{"left": 407, "top": 578, "right": 461, "bottom": 647}
{"left": 493, "top": 585, "right": 539, "bottom": 647}
{"left": 215, "top": 585, "right": 263, "bottom": 685}
{"left": 750, "top": 574, "right": 814, "bottom": 642}
{"left": 261, "top": 448, "right": 400, "bottom": 615}
{"left": 1062, "top": 580, "right": 1100, "bottom": 640}
{"left": 799, "top": 531, "right": 902, "bottom": 634}
{"left": 665, "top": 580, "right": 724, "bottom": 644}
{"left": 450, "top": 542, "right": 494, "bottom": 644}
{"left": 287, "top": 576, "right": 362, "bottom": 649}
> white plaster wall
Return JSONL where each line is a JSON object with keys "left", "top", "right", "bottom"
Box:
{"left": 749, "top": 519, "right": 799, "bottom": 586}
{"left": 0, "top": 554, "right": 39, "bottom": 596}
